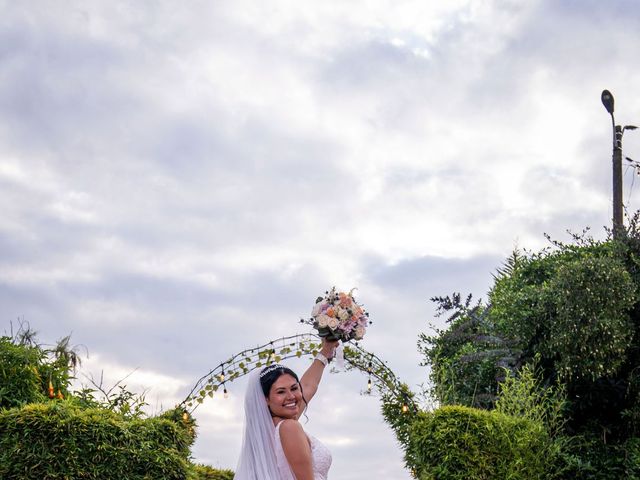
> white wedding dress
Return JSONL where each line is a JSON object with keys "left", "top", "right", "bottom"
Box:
{"left": 274, "top": 420, "right": 332, "bottom": 480}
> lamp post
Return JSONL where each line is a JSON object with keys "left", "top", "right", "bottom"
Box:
{"left": 601, "top": 90, "right": 637, "bottom": 237}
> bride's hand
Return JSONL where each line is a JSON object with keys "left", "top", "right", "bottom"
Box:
{"left": 320, "top": 338, "right": 340, "bottom": 360}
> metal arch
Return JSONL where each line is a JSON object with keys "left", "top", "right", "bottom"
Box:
{"left": 180, "top": 333, "right": 417, "bottom": 414}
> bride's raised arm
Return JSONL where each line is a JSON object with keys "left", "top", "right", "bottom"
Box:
{"left": 299, "top": 338, "right": 339, "bottom": 404}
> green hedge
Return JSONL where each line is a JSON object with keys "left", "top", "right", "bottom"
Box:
{"left": 189, "top": 463, "right": 235, "bottom": 479}
{"left": 407, "top": 405, "right": 556, "bottom": 480}
{"left": 0, "top": 401, "right": 194, "bottom": 479}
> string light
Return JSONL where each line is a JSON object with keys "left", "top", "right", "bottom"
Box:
{"left": 181, "top": 333, "right": 410, "bottom": 415}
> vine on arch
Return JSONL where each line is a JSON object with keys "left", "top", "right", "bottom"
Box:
{"left": 180, "top": 333, "right": 418, "bottom": 415}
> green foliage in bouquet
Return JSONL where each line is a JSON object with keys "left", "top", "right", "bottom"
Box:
{"left": 0, "top": 401, "right": 195, "bottom": 480}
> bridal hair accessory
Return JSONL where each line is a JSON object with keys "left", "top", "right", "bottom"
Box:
{"left": 302, "top": 287, "right": 371, "bottom": 343}
{"left": 259, "top": 364, "right": 286, "bottom": 378}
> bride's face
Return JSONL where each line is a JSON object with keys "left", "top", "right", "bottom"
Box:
{"left": 266, "top": 374, "right": 303, "bottom": 419}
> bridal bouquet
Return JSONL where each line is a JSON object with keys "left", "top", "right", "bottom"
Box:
{"left": 304, "top": 287, "right": 370, "bottom": 342}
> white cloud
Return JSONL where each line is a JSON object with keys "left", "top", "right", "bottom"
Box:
{"left": 3, "top": 0, "right": 640, "bottom": 478}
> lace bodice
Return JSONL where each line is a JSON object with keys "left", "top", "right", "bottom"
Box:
{"left": 274, "top": 421, "right": 332, "bottom": 479}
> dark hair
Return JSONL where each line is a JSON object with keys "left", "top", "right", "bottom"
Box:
{"left": 259, "top": 365, "right": 309, "bottom": 419}
{"left": 259, "top": 365, "right": 299, "bottom": 396}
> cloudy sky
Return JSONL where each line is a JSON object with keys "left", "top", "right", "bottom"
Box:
{"left": 2, "top": 0, "right": 640, "bottom": 478}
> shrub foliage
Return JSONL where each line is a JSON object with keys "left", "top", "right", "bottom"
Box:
{"left": 0, "top": 329, "right": 234, "bottom": 479}
{"left": 189, "top": 464, "right": 235, "bottom": 480}
{"left": 0, "top": 402, "right": 195, "bottom": 480}
{"left": 415, "top": 222, "right": 640, "bottom": 477}
{"left": 407, "top": 405, "right": 553, "bottom": 480}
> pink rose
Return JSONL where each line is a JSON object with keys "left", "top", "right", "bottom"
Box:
{"left": 317, "top": 315, "right": 330, "bottom": 328}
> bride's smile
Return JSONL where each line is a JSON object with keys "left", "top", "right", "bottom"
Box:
{"left": 266, "top": 374, "right": 304, "bottom": 419}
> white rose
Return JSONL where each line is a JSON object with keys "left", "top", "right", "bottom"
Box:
{"left": 354, "top": 326, "right": 365, "bottom": 340}
{"left": 317, "top": 314, "right": 330, "bottom": 328}
{"left": 338, "top": 310, "right": 349, "bottom": 321}
{"left": 328, "top": 317, "right": 339, "bottom": 330}
{"left": 311, "top": 302, "right": 323, "bottom": 317}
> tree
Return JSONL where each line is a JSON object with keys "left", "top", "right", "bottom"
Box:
{"left": 419, "top": 221, "right": 640, "bottom": 475}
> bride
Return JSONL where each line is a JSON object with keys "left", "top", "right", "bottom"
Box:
{"left": 234, "top": 338, "right": 338, "bottom": 479}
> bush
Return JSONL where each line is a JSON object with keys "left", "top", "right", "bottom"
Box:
{"left": 189, "top": 463, "right": 235, "bottom": 479}
{"left": 0, "top": 401, "right": 194, "bottom": 479}
{"left": 407, "top": 405, "right": 554, "bottom": 480}
{"left": 557, "top": 435, "right": 640, "bottom": 479}
{"left": 0, "top": 337, "right": 46, "bottom": 408}
{"left": 546, "top": 256, "right": 635, "bottom": 381}
{"left": 0, "top": 333, "right": 74, "bottom": 409}
{"left": 495, "top": 361, "right": 567, "bottom": 437}
{"left": 486, "top": 241, "right": 640, "bottom": 439}
{"left": 418, "top": 297, "right": 516, "bottom": 409}
{"left": 409, "top": 231, "right": 640, "bottom": 478}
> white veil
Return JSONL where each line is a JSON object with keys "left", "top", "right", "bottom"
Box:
{"left": 234, "top": 369, "right": 281, "bottom": 479}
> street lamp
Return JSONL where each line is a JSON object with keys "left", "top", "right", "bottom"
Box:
{"left": 601, "top": 90, "right": 637, "bottom": 237}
